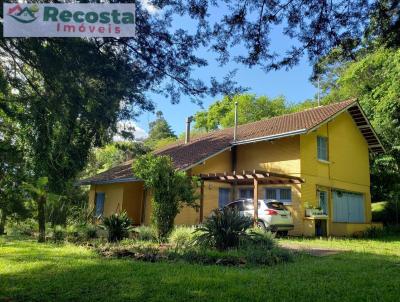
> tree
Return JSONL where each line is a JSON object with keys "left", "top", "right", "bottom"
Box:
{"left": 82, "top": 141, "right": 151, "bottom": 178}
{"left": 136, "top": 0, "right": 400, "bottom": 72}
{"left": 132, "top": 154, "right": 198, "bottom": 241}
{"left": 145, "top": 111, "right": 177, "bottom": 148}
{"left": 22, "top": 177, "right": 61, "bottom": 242}
{"left": 322, "top": 48, "right": 400, "bottom": 202}
{"left": 194, "top": 94, "right": 288, "bottom": 131}
{"left": 0, "top": 72, "right": 29, "bottom": 234}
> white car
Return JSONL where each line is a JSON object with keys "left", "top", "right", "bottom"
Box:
{"left": 225, "top": 199, "right": 294, "bottom": 235}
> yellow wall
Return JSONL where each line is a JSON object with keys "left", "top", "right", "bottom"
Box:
{"left": 89, "top": 182, "right": 144, "bottom": 224}
{"left": 122, "top": 182, "right": 144, "bottom": 225}
{"left": 88, "top": 112, "right": 373, "bottom": 237}
{"left": 177, "top": 139, "right": 302, "bottom": 226}
{"left": 236, "top": 136, "right": 301, "bottom": 175}
{"left": 300, "top": 112, "right": 372, "bottom": 236}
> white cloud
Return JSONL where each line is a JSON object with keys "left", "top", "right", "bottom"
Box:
{"left": 140, "top": 0, "right": 160, "bottom": 14}
{"left": 113, "top": 121, "right": 148, "bottom": 142}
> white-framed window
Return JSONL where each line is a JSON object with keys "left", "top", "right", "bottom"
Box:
{"left": 317, "top": 136, "right": 329, "bottom": 161}
{"left": 265, "top": 188, "right": 292, "bottom": 204}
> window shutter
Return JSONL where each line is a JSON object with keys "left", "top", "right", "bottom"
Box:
{"left": 95, "top": 192, "right": 105, "bottom": 217}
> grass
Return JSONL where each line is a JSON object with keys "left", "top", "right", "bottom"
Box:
{"left": 372, "top": 201, "right": 387, "bottom": 213}
{"left": 1, "top": 236, "right": 400, "bottom": 302}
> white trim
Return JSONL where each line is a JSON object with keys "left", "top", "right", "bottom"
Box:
{"left": 307, "top": 101, "right": 385, "bottom": 153}
{"left": 232, "top": 129, "right": 307, "bottom": 146}
{"left": 318, "top": 159, "right": 331, "bottom": 164}
{"left": 352, "top": 103, "right": 385, "bottom": 152}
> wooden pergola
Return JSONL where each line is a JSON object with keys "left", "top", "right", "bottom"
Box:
{"left": 197, "top": 170, "right": 304, "bottom": 224}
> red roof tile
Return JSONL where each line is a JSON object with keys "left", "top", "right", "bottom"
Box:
{"left": 81, "top": 99, "right": 383, "bottom": 184}
{"left": 156, "top": 99, "right": 356, "bottom": 169}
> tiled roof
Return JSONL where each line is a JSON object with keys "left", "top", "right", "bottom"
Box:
{"left": 79, "top": 160, "right": 138, "bottom": 185}
{"left": 156, "top": 99, "right": 357, "bottom": 169}
{"left": 81, "top": 99, "right": 382, "bottom": 184}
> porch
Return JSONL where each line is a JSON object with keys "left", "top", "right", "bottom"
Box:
{"left": 197, "top": 170, "right": 304, "bottom": 224}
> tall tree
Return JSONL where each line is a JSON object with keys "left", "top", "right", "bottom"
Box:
{"left": 0, "top": 72, "right": 29, "bottom": 234}
{"left": 194, "top": 94, "right": 288, "bottom": 131}
{"left": 322, "top": 48, "right": 400, "bottom": 201}
{"left": 145, "top": 111, "right": 177, "bottom": 148}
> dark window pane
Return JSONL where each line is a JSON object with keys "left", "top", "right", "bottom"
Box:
{"left": 239, "top": 188, "right": 253, "bottom": 199}
{"left": 265, "top": 188, "right": 277, "bottom": 199}
{"left": 280, "top": 188, "right": 292, "bottom": 201}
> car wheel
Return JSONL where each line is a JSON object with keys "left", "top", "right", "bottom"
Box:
{"left": 256, "top": 220, "right": 267, "bottom": 231}
{"left": 267, "top": 225, "right": 278, "bottom": 234}
{"left": 277, "top": 230, "right": 289, "bottom": 237}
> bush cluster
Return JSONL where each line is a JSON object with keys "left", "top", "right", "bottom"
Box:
{"left": 6, "top": 218, "right": 38, "bottom": 237}
{"left": 101, "top": 211, "right": 133, "bottom": 242}
{"left": 134, "top": 225, "right": 157, "bottom": 242}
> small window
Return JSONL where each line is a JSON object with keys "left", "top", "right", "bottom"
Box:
{"left": 239, "top": 188, "right": 253, "bottom": 199}
{"left": 265, "top": 188, "right": 292, "bottom": 204}
{"left": 317, "top": 136, "right": 328, "bottom": 161}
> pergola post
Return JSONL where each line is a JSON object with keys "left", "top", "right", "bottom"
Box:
{"left": 253, "top": 178, "right": 259, "bottom": 227}
{"left": 199, "top": 180, "right": 204, "bottom": 223}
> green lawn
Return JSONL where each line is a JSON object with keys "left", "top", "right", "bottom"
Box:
{"left": 1, "top": 236, "right": 400, "bottom": 302}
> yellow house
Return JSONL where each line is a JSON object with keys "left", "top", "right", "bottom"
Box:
{"left": 81, "top": 99, "right": 384, "bottom": 236}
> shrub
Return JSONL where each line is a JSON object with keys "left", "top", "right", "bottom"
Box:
{"left": 244, "top": 247, "right": 293, "bottom": 266}
{"left": 169, "top": 226, "right": 195, "bottom": 251}
{"left": 171, "top": 248, "right": 243, "bottom": 265}
{"left": 133, "top": 154, "right": 199, "bottom": 241}
{"left": 194, "top": 207, "right": 253, "bottom": 251}
{"left": 65, "top": 224, "right": 81, "bottom": 242}
{"left": 134, "top": 225, "right": 157, "bottom": 242}
{"left": 101, "top": 211, "right": 133, "bottom": 242}
{"left": 52, "top": 225, "right": 66, "bottom": 242}
{"left": 245, "top": 228, "right": 276, "bottom": 250}
{"left": 6, "top": 218, "right": 38, "bottom": 237}
{"left": 84, "top": 224, "right": 98, "bottom": 240}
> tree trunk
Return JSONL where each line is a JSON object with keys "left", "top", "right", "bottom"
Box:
{"left": 38, "top": 196, "right": 46, "bottom": 243}
{"left": 0, "top": 209, "right": 6, "bottom": 235}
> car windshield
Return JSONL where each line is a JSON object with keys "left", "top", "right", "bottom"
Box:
{"left": 267, "top": 202, "right": 287, "bottom": 211}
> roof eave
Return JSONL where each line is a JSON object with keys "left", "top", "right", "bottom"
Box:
{"left": 79, "top": 177, "right": 142, "bottom": 186}
{"left": 232, "top": 129, "right": 308, "bottom": 146}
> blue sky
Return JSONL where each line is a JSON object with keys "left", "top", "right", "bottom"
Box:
{"left": 134, "top": 2, "right": 317, "bottom": 137}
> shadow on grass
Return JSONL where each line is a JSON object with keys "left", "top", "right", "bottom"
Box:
{"left": 1, "top": 239, "right": 400, "bottom": 302}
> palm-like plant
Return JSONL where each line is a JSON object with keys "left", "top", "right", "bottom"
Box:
{"left": 22, "top": 177, "right": 61, "bottom": 242}
{"left": 101, "top": 211, "right": 133, "bottom": 242}
{"left": 194, "top": 207, "right": 253, "bottom": 251}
